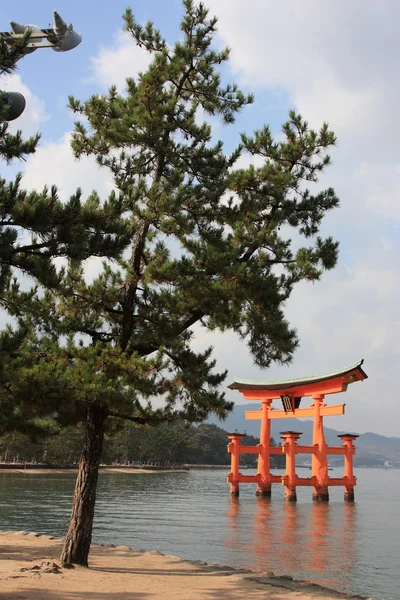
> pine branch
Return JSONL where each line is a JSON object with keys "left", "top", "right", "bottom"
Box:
{"left": 108, "top": 410, "right": 175, "bottom": 425}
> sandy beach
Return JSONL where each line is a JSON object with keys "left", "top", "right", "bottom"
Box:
{"left": 0, "top": 531, "right": 375, "bottom": 600}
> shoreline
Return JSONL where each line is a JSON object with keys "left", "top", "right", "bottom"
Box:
{"left": 0, "top": 531, "right": 375, "bottom": 600}
{"left": 0, "top": 465, "right": 190, "bottom": 475}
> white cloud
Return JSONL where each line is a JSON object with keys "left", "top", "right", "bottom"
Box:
{"left": 184, "top": 0, "right": 400, "bottom": 436}
{"left": 89, "top": 30, "right": 152, "bottom": 91}
{"left": 2, "top": 74, "right": 49, "bottom": 137}
{"left": 206, "top": 0, "right": 400, "bottom": 151}
{"left": 192, "top": 234, "right": 400, "bottom": 436}
{"left": 360, "top": 164, "right": 400, "bottom": 222}
{"left": 22, "top": 132, "right": 113, "bottom": 202}
{"left": 3, "top": 2, "right": 399, "bottom": 438}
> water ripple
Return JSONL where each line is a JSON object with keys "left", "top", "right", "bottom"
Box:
{"left": 0, "top": 468, "right": 398, "bottom": 600}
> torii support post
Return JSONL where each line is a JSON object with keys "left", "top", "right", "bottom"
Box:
{"left": 312, "top": 395, "right": 329, "bottom": 502}
{"left": 256, "top": 400, "right": 272, "bottom": 496}
{"left": 339, "top": 434, "right": 358, "bottom": 502}
{"left": 281, "top": 431, "right": 302, "bottom": 501}
{"left": 227, "top": 433, "right": 245, "bottom": 496}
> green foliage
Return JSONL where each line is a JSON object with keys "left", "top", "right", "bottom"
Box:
{"left": 0, "top": 421, "right": 285, "bottom": 468}
{"left": 1, "top": 6, "right": 340, "bottom": 565}
{"left": 0, "top": 4, "right": 342, "bottom": 566}
{"left": 0, "top": 38, "right": 131, "bottom": 301}
{"left": 0, "top": 424, "right": 84, "bottom": 465}
{"left": 0, "top": 430, "right": 43, "bottom": 463}
{"left": 22, "top": 1, "right": 341, "bottom": 435}
{"left": 44, "top": 425, "right": 85, "bottom": 465}
{"left": 0, "top": 40, "right": 133, "bottom": 436}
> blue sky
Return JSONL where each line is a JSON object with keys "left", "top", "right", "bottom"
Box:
{"left": 3, "top": 1, "right": 290, "bottom": 145}
{"left": 2, "top": 1, "right": 400, "bottom": 436}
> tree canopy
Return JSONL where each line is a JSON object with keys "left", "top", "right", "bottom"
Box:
{"left": 0, "top": 37, "right": 131, "bottom": 436}
{"left": 0, "top": 421, "right": 284, "bottom": 468}
{"left": 1, "top": 1, "right": 340, "bottom": 567}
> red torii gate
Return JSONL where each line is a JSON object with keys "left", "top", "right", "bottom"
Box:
{"left": 226, "top": 360, "right": 367, "bottom": 502}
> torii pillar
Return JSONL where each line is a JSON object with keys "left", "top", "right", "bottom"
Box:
{"left": 312, "top": 394, "right": 329, "bottom": 501}
{"left": 256, "top": 400, "right": 272, "bottom": 496}
{"left": 227, "top": 433, "right": 245, "bottom": 495}
{"left": 339, "top": 433, "right": 358, "bottom": 501}
{"left": 281, "top": 431, "right": 302, "bottom": 501}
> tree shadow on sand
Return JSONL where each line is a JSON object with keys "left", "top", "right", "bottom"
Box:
{"left": 0, "top": 579, "right": 307, "bottom": 600}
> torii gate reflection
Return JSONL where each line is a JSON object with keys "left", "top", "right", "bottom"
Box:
{"left": 226, "top": 498, "right": 358, "bottom": 591}
{"left": 227, "top": 361, "right": 367, "bottom": 501}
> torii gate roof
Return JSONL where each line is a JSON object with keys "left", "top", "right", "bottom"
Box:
{"left": 228, "top": 359, "right": 367, "bottom": 398}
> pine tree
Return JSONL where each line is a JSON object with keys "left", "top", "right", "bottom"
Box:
{"left": 0, "top": 36, "right": 131, "bottom": 435}
{"left": 25, "top": 1, "right": 339, "bottom": 566}
{"left": 0, "top": 33, "right": 130, "bottom": 297}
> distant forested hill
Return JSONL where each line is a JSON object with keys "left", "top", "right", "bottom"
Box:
{"left": 0, "top": 422, "right": 285, "bottom": 468}
{"left": 1, "top": 406, "right": 398, "bottom": 468}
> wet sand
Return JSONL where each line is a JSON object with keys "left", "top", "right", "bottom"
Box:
{"left": 0, "top": 531, "right": 375, "bottom": 599}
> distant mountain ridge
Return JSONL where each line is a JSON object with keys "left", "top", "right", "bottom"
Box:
{"left": 209, "top": 403, "right": 400, "bottom": 466}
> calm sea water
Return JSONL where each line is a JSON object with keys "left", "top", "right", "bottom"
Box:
{"left": 0, "top": 467, "right": 398, "bottom": 600}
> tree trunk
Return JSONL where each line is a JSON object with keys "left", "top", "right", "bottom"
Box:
{"left": 60, "top": 405, "right": 107, "bottom": 566}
